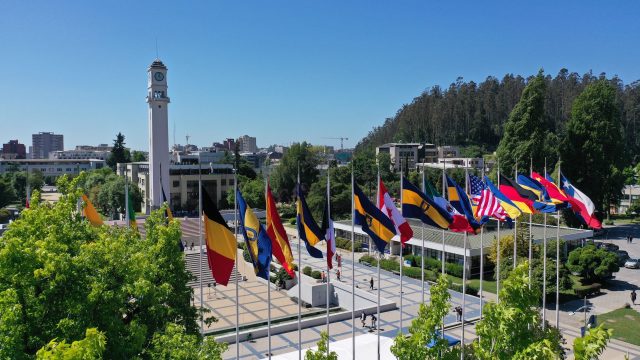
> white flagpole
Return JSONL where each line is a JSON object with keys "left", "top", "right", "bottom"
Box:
{"left": 420, "top": 169, "right": 425, "bottom": 304}
{"left": 265, "top": 173, "right": 272, "bottom": 359}
{"left": 514, "top": 161, "right": 518, "bottom": 269}
{"left": 351, "top": 162, "right": 356, "bottom": 359}
{"left": 441, "top": 158, "right": 446, "bottom": 339}
{"left": 234, "top": 168, "right": 240, "bottom": 360}
{"left": 398, "top": 165, "right": 404, "bottom": 333}
{"left": 529, "top": 158, "right": 533, "bottom": 288}
{"left": 296, "top": 166, "right": 301, "bottom": 360}
{"left": 326, "top": 168, "right": 331, "bottom": 356}
{"left": 461, "top": 168, "right": 469, "bottom": 359}
{"left": 124, "top": 174, "right": 129, "bottom": 224}
{"left": 198, "top": 153, "right": 204, "bottom": 335}
{"left": 479, "top": 166, "right": 485, "bottom": 318}
{"left": 555, "top": 160, "right": 561, "bottom": 329}
{"left": 377, "top": 239, "right": 381, "bottom": 360}
{"left": 542, "top": 158, "right": 547, "bottom": 330}
{"left": 496, "top": 160, "right": 501, "bottom": 303}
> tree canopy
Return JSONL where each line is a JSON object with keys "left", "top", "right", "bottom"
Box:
{"left": 106, "top": 132, "right": 131, "bottom": 170}
{"left": 567, "top": 244, "right": 620, "bottom": 282}
{"left": 271, "top": 142, "right": 320, "bottom": 201}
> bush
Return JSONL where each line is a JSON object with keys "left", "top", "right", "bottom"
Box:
{"left": 380, "top": 258, "right": 400, "bottom": 272}
{"left": 449, "top": 282, "right": 479, "bottom": 296}
{"left": 303, "top": 266, "right": 312, "bottom": 276}
{"left": 359, "top": 254, "right": 377, "bottom": 266}
{"left": 604, "top": 219, "right": 614, "bottom": 225}
{"left": 289, "top": 217, "right": 297, "bottom": 225}
{"left": 574, "top": 283, "right": 601, "bottom": 298}
{"left": 311, "top": 270, "right": 322, "bottom": 279}
{"left": 445, "top": 262, "right": 464, "bottom": 278}
{"left": 0, "top": 208, "right": 10, "bottom": 223}
{"left": 292, "top": 263, "right": 298, "bottom": 271}
{"left": 335, "top": 237, "right": 364, "bottom": 252}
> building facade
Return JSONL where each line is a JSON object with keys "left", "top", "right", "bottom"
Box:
{"left": 1, "top": 140, "right": 26, "bottom": 159}
{"left": 49, "top": 145, "right": 112, "bottom": 161}
{"left": 0, "top": 159, "right": 105, "bottom": 178}
{"left": 32, "top": 132, "right": 64, "bottom": 159}
{"left": 238, "top": 135, "right": 258, "bottom": 153}
{"left": 147, "top": 59, "right": 171, "bottom": 211}
{"left": 376, "top": 143, "right": 420, "bottom": 171}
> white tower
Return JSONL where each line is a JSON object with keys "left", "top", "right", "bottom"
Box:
{"left": 147, "top": 59, "right": 170, "bottom": 213}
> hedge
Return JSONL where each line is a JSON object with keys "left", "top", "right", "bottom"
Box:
{"left": 574, "top": 283, "right": 602, "bottom": 298}
{"left": 404, "top": 254, "right": 463, "bottom": 277}
{"left": 311, "top": 270, "right": 322, "bottom": 279}
{"left": 303, "top": 266, "right": 312, "bottom": 276}
{"left": 335, "top": 237, "right": 365, "bottom": 252}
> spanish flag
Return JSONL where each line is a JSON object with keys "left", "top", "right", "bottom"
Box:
{"left": 202, "top": 186, "right": 237, "bottom": 286}
{"left": 266, "top": 183, "right": 296, "bottom": 277}
{"left": 402, "top": 177, "right": 455, "bottom": 230}
{"left": 81, "top": 194, "right": 104, "bottom": 226}
{"left": 354, "top": 183, "right": 396, "bottom": 253}
{"left": 296, "top": 183, "right": 324, "bottom": 259}
{"left": 484, "top": 177, "right": 522, "bottom": 219}
{"left": 499, "top": 175, "right": 536, "bottom": 214}
{"left": 237, "top": 189, "right": 272, "bottom": 280}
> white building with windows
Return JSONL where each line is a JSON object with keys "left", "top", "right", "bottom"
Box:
{"left": 0, "top": 159, "right": 105, "bottom": 178}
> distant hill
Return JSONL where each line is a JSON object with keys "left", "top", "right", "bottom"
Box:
{"left": 356, "top": 69, "right": 640, "bottom": 158}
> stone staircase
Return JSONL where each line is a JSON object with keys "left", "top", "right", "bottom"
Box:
{"left": 184, "top": 251, "right": 243, "bottom": 288}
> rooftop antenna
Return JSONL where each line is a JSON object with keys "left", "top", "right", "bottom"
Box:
{"left": 186, "top": 134, "right": 191, "bottom": 146}
{"left": 173, "top": 122, "right": 176, "bottom": 149}
{"left": 155, "top": 38, "right": 159, "bottom": 59}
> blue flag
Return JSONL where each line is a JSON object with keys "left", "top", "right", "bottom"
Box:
{"left": 237, "top": 189, "right": 272, "bottom": 280}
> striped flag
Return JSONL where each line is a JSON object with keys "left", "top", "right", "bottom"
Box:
{"left": 378, "top": 178, "right": 413, "bottom": 246}
{"left": 469, "top": 174, "right": 507, "bottom": 220}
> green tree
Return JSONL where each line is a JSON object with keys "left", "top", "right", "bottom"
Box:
{"left": 560, "top": 79, "right": 627, "bottom": 219}
{"left": 573, "top": 325, "right": 612, "bottom": 360}
{"left": 390, "top": 275, "right": 455, "bottom": 359}
{"left": 567, "top": 244, "right": 619, "bottom": 282}
{"left": 131, "top": 150, "right": 147, "bottom": 162}
{"left": 146, "top": 323, "right": 227, "bottom": 360}
{"left": 0, "top": 182, "right": 203, "bottom": 358}
{"left": 304, "top": 331, "right": 337, "bottom": 360}
{"left": 36, "top": 328, "right": 106, "bottom": 360}
{"left": 226, "top": 176, "right": 265, "bottom": 209}
{"left": 271, "top": 142, "right": 320, "bottom": 201}
{"left": 494, "top": 70, "right": 557, "bottom": 176}
{"left": 106, "top": 132, "right": 131, "bottom": 170}
{"left": 0, "top": 176, "right": 16, "bottom": 208}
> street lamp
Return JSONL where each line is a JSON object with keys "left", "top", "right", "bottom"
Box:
{"left": 569, "top": 296, "right": 593, "bottom": 337}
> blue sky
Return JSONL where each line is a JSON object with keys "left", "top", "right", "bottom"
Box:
{"left": 1, "top": 1, "right": 639, "bottom": 151}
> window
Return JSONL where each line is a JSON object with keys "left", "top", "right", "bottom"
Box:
{"left": 221, "top": 179, "right": 226, "bottom": 186}
{"left": 173, "top": 180, "right": 180, "bottom": 188}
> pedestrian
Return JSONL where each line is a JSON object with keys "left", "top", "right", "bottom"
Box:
{"left": 190, "top": 242, "right": 194, "bottom": 250}
{"left": 361, "top": 312, "right": 367, "bottom": 327}
{"left": 371, "top": 314, "right": 377, "bottom": 329}
{"left": 455, "top": 306, "right": 463, "bottom": 322}
{"left": 321, "top": 271, "right": 326, "bottom": 283}
{"left": 370, "top": 277, "right": 374, "bottom": 291}
{"left": 631, "top": 290, "right": 637, "bottom": 305}
{"left": 336, "top": 269, "right": 341, "bottom": 281}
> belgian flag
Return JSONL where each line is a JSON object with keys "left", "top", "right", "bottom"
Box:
{"left": 354, "top": 183, "right": 396, "bottom": 253}
{"left": 202, "top": 186, "right": 237, "bottom": 286}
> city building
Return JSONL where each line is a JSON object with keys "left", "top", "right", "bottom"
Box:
{"left": 32, "top": 132, "right": 64, "bottom": 159}
{"left": 615, "top": 184, "right": 640, "bottom": 214}
{"left": 420, "top": 143, "right": 438, "bottom": 163}
{"left": 118, "top": 162, "right": 235, "bottom": 213}
{"left": 1, "top": 140, "right": 26, "bottom": 159}
{"left": 238, "top": 135, "right": 258, "bottom": 153}
{"left": 376, "top": 143, "right": 421, "bottom": 171}
{"left": 49, "top": 145, "right": 113, "bottom": 161}
{"left": 418, "top": 157, "right": 485, "bottom": 171}
{"left": 437, "top": 145, "right": 459, "bottom": 159}
{"left": 0, "top": 159, "right": 105, "bottom": 178}
{"left": 147, "top": 59, "right": 171, "bottom": 211}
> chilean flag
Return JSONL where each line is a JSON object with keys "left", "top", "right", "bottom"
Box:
{"left": 560, "top": 173, "right": 602, "bottom": 230}
{"left": 378, "top": 178, "right": 414, "bottom": 246}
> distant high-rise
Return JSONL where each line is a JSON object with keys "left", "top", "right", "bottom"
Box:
{"left": 1, "top": 140, "right": 26, "bottom": 159}
{"left": 32, "top": 132, "right": 64, "bottom": 159}
{"left": 238, "top": 135, "right": 257, "bottom": 153}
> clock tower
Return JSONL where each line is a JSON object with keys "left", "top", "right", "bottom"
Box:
{"left": 146, "top": 59, "right": 170, "bottom": 213}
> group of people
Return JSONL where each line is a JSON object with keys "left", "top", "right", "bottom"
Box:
{"left": 627, "top": 234, "right": 634, "bottom": 243}
{"left": 360, "top": 312, "right": 378, "bottom": 330}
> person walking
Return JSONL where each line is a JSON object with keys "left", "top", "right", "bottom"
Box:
{"left": 361, "top": 312, "right": 367, "bottom": 328}
{"left": 455, "top": 306, "right": 463, "bottom": 322}
{"left": 371, "top": 314, "right": 377, "bottom": 330}
{"left": 336, "top": 269, "right": 341, "bottom": 281}
{"left": 631, "top": 290, "right": 637, "bottom": 305}
{"left": 321, "top": 271, "right": 326, "bottom": 283}
{"left": 370, "top": 277, "right": 374, "bottom": 291}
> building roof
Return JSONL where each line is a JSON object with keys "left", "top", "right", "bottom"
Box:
{"left": 149, "top": 59, "right": 167, "bottom": 69}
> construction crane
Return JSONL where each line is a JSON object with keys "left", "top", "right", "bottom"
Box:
{"left": 322, "top": 137, "right": 349, "bottom": 151}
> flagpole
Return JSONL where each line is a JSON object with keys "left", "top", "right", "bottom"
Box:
{"left": 377, "top": 239, "right": 381, "bottom": 360}
{"left": 297, "top": 165, "right": 301, "bottom": 360}
{"left": 125, "top": 174, "right": 129, "bottom": 225}
{"left": 234, "top": 168, "right": 240, "bottom": 360}
{"left": 326, "top": 168, "right": 331, "bottom": 356}
{"left": 555, "top": 159, "right": 561, "bottom": 329}
{"left": 265, "top": 173, "right": 272, "bottom": 359}
{"left": 398, "top": 165, "right": 403, "bottom": 333}
{"left": 461, "top": 168, "right": 469, "bottom": 360}
{"left": 421, "top": 168, "right": 425, "bottom": 304}
{"left": 529, "top": 157, "right": 533, "bottom": 288}
{"left": 479, "top": 166, "right": 485, "bottom": 319}
{"left": 351, "top": 162, "right": 356, "bottom": 359}
{"left": 542, "top": 158, "right": 547, "bottom": 330}
{"left": 514, "top": 161, "right": 518, "bottom": 269}
{"left": 496, "top": 160, "right": 501, "bottom": 303}
{"left": 198, "top": 153, "right": 204, "bottom": 335}
{"left": 441, "top": 158, "right": 446, "bottom": 339}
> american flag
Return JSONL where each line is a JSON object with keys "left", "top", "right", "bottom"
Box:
{"left": 469, "top": 174, "right": 507, "bottom": 220}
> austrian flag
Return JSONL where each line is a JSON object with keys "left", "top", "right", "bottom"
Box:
{"left": 378, "top": 178, "right": 414, "bottom": 246}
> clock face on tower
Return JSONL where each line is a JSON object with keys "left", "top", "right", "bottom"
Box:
{"left": 154, "top": 72, "right": 164, "bottom": 81}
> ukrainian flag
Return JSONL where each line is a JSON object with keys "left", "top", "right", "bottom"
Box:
{"left": 354, "top": 183, "right": 396, "bottom": 253}
{"left": 484, "top": 176, "right": 523, "bottom": 219}
{"left": 296, "top": 183, "right": 324, "bottom": 259}
{"left": 402, "top": 177, "right": 453, "bottom": 230}
{"left": 237, "top": 189, "right": 272, "bottom": 280}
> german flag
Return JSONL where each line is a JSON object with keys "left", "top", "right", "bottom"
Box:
{"left": 499, "top": 175, "right": 536, "bottom": 214}
{"left": 402, "top": 177, "right": 454, "bottom": 230}
{"left": 296, "top": 183, "right": 324, "bottom": 259}
{"left": 484, "top": 177, "right": 522, "bottom": 220}
{"left": 202, "top": 186, "right": 237, "bottom": 286}
{"left": 81, "top": 194, "right": 104, "bottom": 227}
{"left": 354, "top": 183, "right": 396, "bottom": 253}
{"left": 266, "top": 183, "right": 296, "bottom": 277}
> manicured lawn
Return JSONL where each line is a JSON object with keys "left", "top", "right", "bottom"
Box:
{"left": 444, "top": 275, "right": 497, "bottom": 294}
{"left": 598, "top": 308, "right": 640, "bottom": 346}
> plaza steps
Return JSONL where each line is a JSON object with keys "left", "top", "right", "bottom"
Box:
{"left": 184, "top": 251, "right": 243, "bottom": 288}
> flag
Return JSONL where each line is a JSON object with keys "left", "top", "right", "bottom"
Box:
{"left": 81, "top": 194, "right": 104, "bottom": 226}
{"left": 296, "top": 183, "right": 325, "bottom": 259}
{"left": 498, "top": 175, "right": 538, "bottom": 214}
{"left": 202, "top": 186, "right": 237, "bottom": 286}
{"left": 354, "top": 183, "right": 396, "bottom": 253}
{"left": 237, "top": 189, "right": 272, "bottom": 280}
{"left": 321, "top": 194, "right": 336, "bottom": 270}
{"left": 378, "top": 178, "right": 413, "bottom": 246}
{"left": 531, "top": 172, "right": 572, "bottom": 205}
{"left": 446, "top": 175, "right": 484, "bottom": 232}
{"left": 484, "top": 177, "right": 523, "bottom": 220}
{"left": 127, "top": 191, "right": 137, "bottom": 230}
{"left": 516, "top": 174, "right": 565, "bottom": 212}
{"left": 469, "top": 174, "right": 507, "bottom": 221}
{"left": 266, "top": 183, "right": 296, "bottom": 277}
{"left": 422, "top": 178, "right": 474, "bottom": 232}
{"left": 403, "top": 177, "right": 464, "bottom": 231}
{"left": 560, "top": 173, "right": 602, "bottom": 230}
